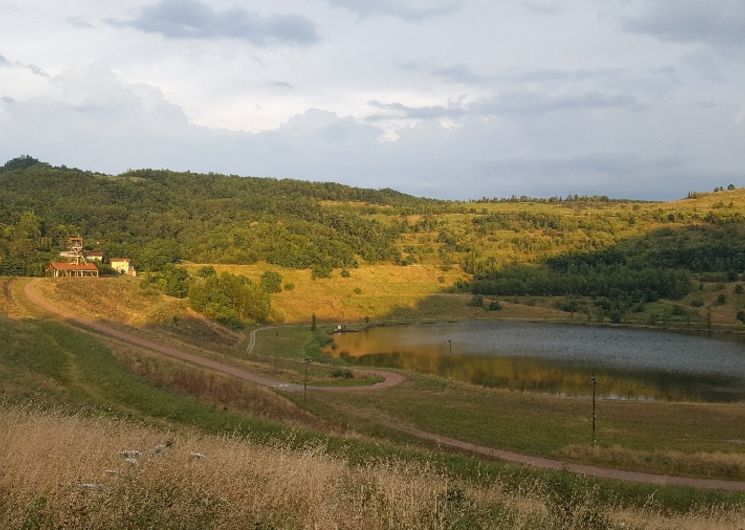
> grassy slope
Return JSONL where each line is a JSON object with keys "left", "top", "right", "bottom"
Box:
{"left": 184, "top": 262, "right": 471, "bottom": 323}
{"left": 3, "top": 278, "right": 745, "bottom": 528}
{"left": 20, "top": 275, "right": 745, "bottom": 481}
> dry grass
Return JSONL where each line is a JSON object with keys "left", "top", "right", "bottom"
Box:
{"left": 559, "top": 445, "right": 745, "bottom": 481}
{"left": 36, "top": 277, "right": 241, "bottom": 347}
{"left": 184, "top": 262, "right": 469, "bottom": 323}
{"left": 2, "top": 406, "right": 743, "bottom": 530}
{"left": 0, "top": 277, "right": 33, "bottom": 319}
{"left": 112, "top": 343, "right": 314, "bottom": 426}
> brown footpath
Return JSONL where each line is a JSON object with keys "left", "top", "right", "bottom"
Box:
{"left": 21, "top": 279, "right": 745, "bottom": 492}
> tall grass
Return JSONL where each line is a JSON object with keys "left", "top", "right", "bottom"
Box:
{"left": 2, "top": 407, "right": 743, "bottom": 530}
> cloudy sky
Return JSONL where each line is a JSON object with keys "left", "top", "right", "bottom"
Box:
{"left": 1, "top": 0, "right": 744, "bottom": 199}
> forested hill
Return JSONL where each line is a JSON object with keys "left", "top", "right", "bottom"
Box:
{"left": 2, "top": 154, "right": 745, "bottom": 302}
{"left": 0, "top": 156, "right": 447, "bottom": 275}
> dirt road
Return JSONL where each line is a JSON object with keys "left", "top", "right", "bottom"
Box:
{"left": 21, "top": 278, "right": 745, "bottom": 491}
{"left": 23, "top": 279, "right": 403, "bottom": 392}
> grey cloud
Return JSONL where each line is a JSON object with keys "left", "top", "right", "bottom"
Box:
{"left": 474, "top": 91, "right": 640, "bottom": 115}
{"left": 623, "top": 0, "right": 745, "bottom": 47}
{"left": 268, "top": 81, "right": 294, "bottom": 89}
{"left": 367, "top": 100, "right": 466, "bottom": 120}
{"left": 520, "top": 1, "right": 564, "bottom": 15}
{"left": 109, "top": 0, "right": 319, "bottom": 46}
{"left": 0, "top": 53, "right": 48, "bottom": 76}
{"left": 401, "top": 61, "right": 485, "bottom": 83}
{"left": 67, "top": 16, "right": 93, "bottom": 28}
{"left": 368, "top": 90, "right": 639, "bottom": 121}
{"left": 323, "top": 0, "right": 462, "bottom": 21}
{"left": 27, "top": 64, "right": 49, "bottom": 77}
{"left": 2, "top": 67, "right": 742, "bottom": 201}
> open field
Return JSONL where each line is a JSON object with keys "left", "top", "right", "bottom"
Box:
{"left": 303, "top": 368, "right": 745, "bottom": 482}
{"left": 15, "top": 277, "right": 745, "bottom": 482}
{"left": 183, "top": 262, "right": 472, "bottom": 323}
{"left": 4, "top": 277, "right": 745, "bottom": 527}
{"left": 5, "top": 406, "right": 745, "bottom": 530}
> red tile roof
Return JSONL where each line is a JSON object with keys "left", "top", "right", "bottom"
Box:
{"left": 47, "top": 262, "right": 99, "bottom": 271}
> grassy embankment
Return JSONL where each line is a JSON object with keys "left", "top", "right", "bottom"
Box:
{"left": 1, "top": 292, "right": 745, "bottom": 528}
{"left": 29, "top": 277, "right": 381, "bottom": 388}
{"left": 0, "top": 308, "right": 742, "bottom": 528}
{"left": 18, "top": 276, "right": 745, "bottom": 482}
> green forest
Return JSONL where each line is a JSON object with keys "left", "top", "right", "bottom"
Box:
{"left": 2, "top": 155, "right": 745, "bottom": 326}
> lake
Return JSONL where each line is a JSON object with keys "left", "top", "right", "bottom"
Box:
{"left": 328, "top": 321, "right": 745, "bottom": 402}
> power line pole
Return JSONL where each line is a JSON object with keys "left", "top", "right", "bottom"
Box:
{"left": 591, "top": 374, "right": 597, "bottom": 446}
{"left": 303, "top": 357, "right": 310, "bottom": 404}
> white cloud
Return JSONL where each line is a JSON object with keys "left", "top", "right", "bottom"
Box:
{"left": 1, "top": 0, "right": 745, "bottom": 199}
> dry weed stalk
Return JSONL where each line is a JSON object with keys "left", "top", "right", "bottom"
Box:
{"left": 1, "top": 407, "right": 743, "bottom": 529}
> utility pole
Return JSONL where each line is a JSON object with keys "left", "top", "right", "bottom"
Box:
{"left": 591, "top": 374, "right": 597, "bottom": 446}
{"left": 303, "top": 357, "right": 310, "bottom": 404}
{"left": 274, "top": 330, "right": 278, "bottom": 372}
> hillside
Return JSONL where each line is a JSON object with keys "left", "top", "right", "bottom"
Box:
{"left": 3, "top": 155, "right": 744, "bottom": 277}
{"left": 2, "top": 156, "right": 745, "bottom": 327}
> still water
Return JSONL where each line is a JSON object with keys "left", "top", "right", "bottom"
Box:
{"left": 329, "top": 321, "right": 745, "bottom": 402}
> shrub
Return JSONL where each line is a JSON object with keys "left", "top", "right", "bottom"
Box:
{"left": 468, "top": 295, "right": 484, "bottom": 308}
{"left": 189, "top": 272, "right": 270, "bottom": 324}
{"left": 260, "top": 270, "right": 283, "bottom": 293}
{"left": 340, "top": 269, "right": 351, "bottom": 278}
{"left": 717, "top": 293, "right": 727, "bottom": 305}
{"left": 690, "top": 297, "right": 705, "bottom": 308}
{"left": 487, "top": 300, "right": 502, "bottom": 311}
{"left": 311, "top": 264, "right": 332, "bottom": 280}
{"left": 331, "top": 368, "right": 353, "bottom": 379}
{"left": 736, "top": 284, "right": 744, "bottom": 295}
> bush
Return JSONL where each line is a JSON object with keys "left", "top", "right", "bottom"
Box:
{"left": 149, "top": 264, "right": 190, "bottom": 298}
{"left": 311, "top": 264, "right": 332, "bottom": 280}
{"left": 340, "top": 269, "right": 351, "bottom": 278}
{"left": 736, "top": 284, "right": 744, "bottom": 294}
{"left": 331, "top": 368, "right": 353, "bottom": 379}
{"left": 189, "top": 272, "right": 270, "bottom": 324}
{"left": 717, "top": 293, "right": 727, "bottom": 305}
{"left": 487, "top": 300, "right": 502, "bottom": 311}
{"left": 283, "top": 283, "right": 295, "bottom": 291}
{"left": 260, "top": 270, "right": 283, "bottom": 293}
{"left": 690, "top": 297, "right": 705, "bottom": 308}
{"left": 196, "top": 266, "right": 216, "bottom": 278}
{"left": 353, "top": 287, "right": 362, "bottom": 295}
{"left": 468, "top": 295, "right": 484, "bottom": 308}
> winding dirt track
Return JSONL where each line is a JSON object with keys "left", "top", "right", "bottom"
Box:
{"left": 22, "top": 279, "right": 745, "bottom": 491}
{"left": 23, "top": 279, "right": 403, "bottom": 393}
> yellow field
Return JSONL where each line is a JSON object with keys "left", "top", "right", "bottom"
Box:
{"left": 3, "top": 406, "right": 742, "bottom": 529}
{"left": 34, "top": 277, "right": 242, "bottom": 347}
{"left": 184, "top": 262, "right": 471, "bottom": 323}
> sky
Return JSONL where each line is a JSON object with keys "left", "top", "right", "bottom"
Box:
{"left": 1, "top": 0, "right": 744, "bottom": 200}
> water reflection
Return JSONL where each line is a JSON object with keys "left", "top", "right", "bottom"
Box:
{"left": 328, "top": 322, "right": 745, "bottom": 402}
